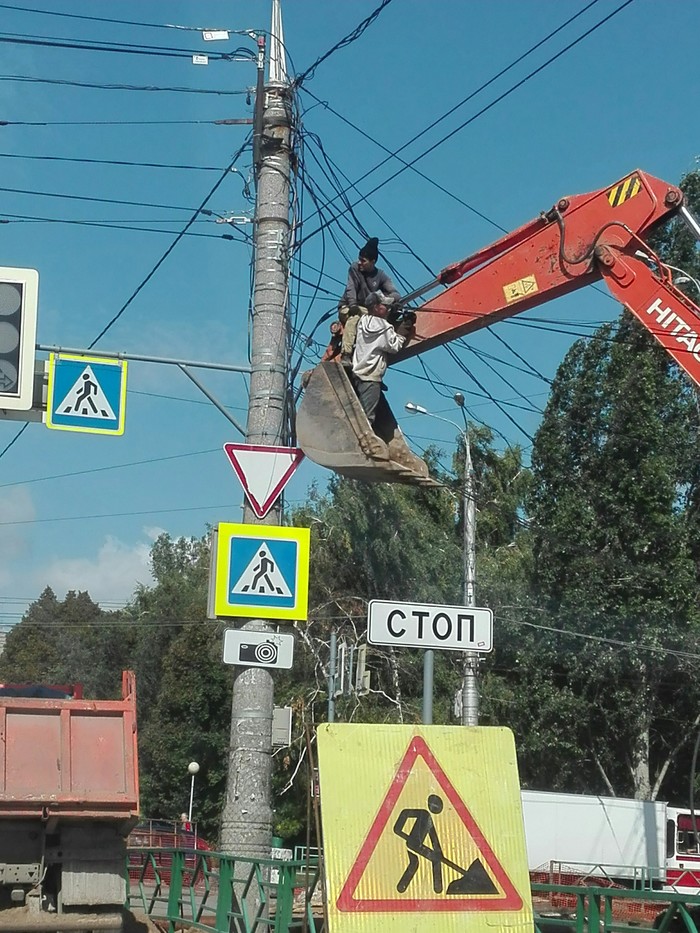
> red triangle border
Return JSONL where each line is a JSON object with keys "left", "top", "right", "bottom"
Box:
{"left": 336, "top": 735, "right": 524, "bottom": 913}
{"left": 223, "top": 443, "right": 304, "bottom": 518}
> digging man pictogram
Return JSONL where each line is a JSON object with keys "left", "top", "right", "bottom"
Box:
{"left": 393, "top": 794, "right": 499, "bottom": 896}
{"left": 241, "top": 548, "right": 284, "bottom": 595}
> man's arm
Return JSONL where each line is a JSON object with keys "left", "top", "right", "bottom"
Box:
{"left": 344, "top": 264, "right": 360, "bottom": 308}
{"left": 377, "top": 270, "right": 400, "bottom": 301}
{"left": 377, "top": 318, "right": 405, "bottom": 354}
{"left": 393, "top": 809, "right": 420, "bottom": 841}
{"left": 382, "top": 316, "right": 416, "bottom": 354}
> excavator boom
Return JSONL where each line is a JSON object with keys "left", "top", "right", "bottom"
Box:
{"left": 296, "top": 170, "right": 700, "bottom": 484}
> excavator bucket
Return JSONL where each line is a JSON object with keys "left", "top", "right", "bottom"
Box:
{"left": 296, "top": 362, "right": 439, "bottom": 486}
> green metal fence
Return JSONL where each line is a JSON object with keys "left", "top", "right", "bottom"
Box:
{"left": 127, "top": 848, "right": 700, "bottom": 932}
{"left": 532, "top": 881, "right": 700, "bottom": 932}
{"left": 127, "top": 847, "right": 322, "bottom": 933}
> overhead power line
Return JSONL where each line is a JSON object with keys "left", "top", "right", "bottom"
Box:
{"left": 294, "top": 0, "right": 395, "bottom": 87}
{"left": 87, "top": 133, "right": 252, "bottom": 348}
{"left": 0, "top": 30, "right": 255, "bottom": 61}
{"left": 0, "top": 118, "right": 228, "bottom": 126}
{"left": 0, "top": 3, "right": 257, "bottom": 35}
{"left": 0, "top": 151, "right": 226, "bottom": 172}
{"left": 0, "top": 183, "right": 226, "bottom": 214}
{"left": 0, "top": 503, "right": 242, "bottom": 526}
{"left": 0, "top": 447, "right": 222, "bottom": 490}
{"left": 300, "top": 0, "right": 602, "bottom": 229}
{"left": 297, "top": 0, "right": 636, "bottom": 247}
{"left": 0, "top": 424, "right": 27, "bottom": 458}
{"left": 0, "top": 73, "right": 251, "bottom": 95}
{"left": 0, "top": 213, "right": 247, "bottom": 243}
{"left": 301, "top": 93, "right": 508, "bottom": 234}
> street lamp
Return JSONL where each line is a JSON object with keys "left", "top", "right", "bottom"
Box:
{"left": 454, "top": 394, "right": 479, "bottom": 728}
{"left": 634, "top": 250, "right": 700, "bottom": 297}
{"left": 187, "top": 761, "right": 200, "bottom": 825}
{"left": 405, "top": 397, "right": 479, "bottom": 727}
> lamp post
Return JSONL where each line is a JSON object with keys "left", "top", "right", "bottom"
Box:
{"left": 187, "top": 761, "right": 200, "bottom": 825}
{"left": 454, "top": 393, "right": 479, "bottom": 726}
{"left": 634, "top": 250, "right": 700, "bottom": 297}
{"left": 405, "top": 398, "right": 479, "bottom": 726}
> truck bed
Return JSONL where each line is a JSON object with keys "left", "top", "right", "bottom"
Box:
{"left": 0, "top": 670, "right": 138, "bottom": 820}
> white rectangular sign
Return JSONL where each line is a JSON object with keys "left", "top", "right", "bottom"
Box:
{"left": 367, "top": 599, "right": 493, "bottom": 653}
{"left": 272, "top": 706, "right": 293, "bottom": 747}
{"left": 222, "top": 629, "right": 294, "bottom": 669}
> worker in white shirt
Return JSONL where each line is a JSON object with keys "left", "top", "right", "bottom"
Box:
{"left": 351, "top": 291, "right": 414, "bottom": 427}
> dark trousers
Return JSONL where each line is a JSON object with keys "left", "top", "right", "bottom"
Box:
{"left": 354, "top": 378, "right": 382, "bottom": 426}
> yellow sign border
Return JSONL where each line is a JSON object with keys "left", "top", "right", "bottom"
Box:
{"left": 317, "top": 724, "right": 533, "bottom": 933}
{"left": 45, "top": 353, "right": 128, "bottom": 435}
{"left": 213, "top": 521, "right": 310, "bottom": 621}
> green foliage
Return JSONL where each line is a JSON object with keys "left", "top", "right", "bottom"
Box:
{"left": 467, "top": 425, "right": 531, "bottom": 552}
{"left": 128, "top": 532, "right": 211, "bottom": 724}
{"left": 647, "top": 171, "right": 700, "bottom": 287}
{"left": 138, "top": 619, "right": 232, "bottom": 842}
{"left": 530, "top": 315, "right": 698, "bottom": 618}
{"left": 0, "top": 587, "right": 132, "bottom": 697}
{"left": 7, "top": 169, "right": 700, "bottom": 839}
{"left": 121, "top": 532, "right": 227, "bottom": 837}
{"left": 521, "top": 172, "right": 700, "bottom": 798}
{"left": 295, "top": 470, "right": 462, "bottom": 612}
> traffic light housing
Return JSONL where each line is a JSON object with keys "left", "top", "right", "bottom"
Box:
{"left": 0, "top": 267, "right": 38, "bottom": 411}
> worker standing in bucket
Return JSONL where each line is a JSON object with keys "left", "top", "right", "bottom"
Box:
{"left": 352, "top": 291, "right": 414, "bottom": 427}
{"left": 338, "top": 237, "right": 400, "bottom": 363}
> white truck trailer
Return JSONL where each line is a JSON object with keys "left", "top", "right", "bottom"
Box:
{"left": 521, "top": 790, "right": 671, "bottom": 888}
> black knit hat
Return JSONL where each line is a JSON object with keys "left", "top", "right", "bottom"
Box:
{"left": 359, "top": 237, "right": 379, "bottom": 262}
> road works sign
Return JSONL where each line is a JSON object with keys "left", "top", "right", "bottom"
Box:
{"left": 317, "top": 724, "right": 532, "bottom": 933}
{"left": 367, "top": 600, "right": 493, "bottom": 653}
{"left": 212, "top": 522, "right": 310, "bottom": 621}
{"left": 223, "top": 443, "right": 304, "bottom": 519}
{"left": 46, "top": 353, "right": 127, "bottom": 435}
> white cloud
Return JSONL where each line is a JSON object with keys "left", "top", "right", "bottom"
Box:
{"left": 0, "top": 487, "right": 36, "bottom": 585}
{"left": 143, "top": 525, "right": 166, "bottom": 542}
{"left": 41, "top": 535, "right": 155, "bottom": 607}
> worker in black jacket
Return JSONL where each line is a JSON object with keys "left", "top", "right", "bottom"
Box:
{"left": 337, "top": 237, "right": 400, "bottom": 362}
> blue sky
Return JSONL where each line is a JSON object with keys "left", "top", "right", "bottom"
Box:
{"left": 0, "top": 0, "right": 698, "bottom": 625}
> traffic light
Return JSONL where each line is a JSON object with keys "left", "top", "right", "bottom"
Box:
{"left": 0, "top": 267, "right": 38, "bottom": 411}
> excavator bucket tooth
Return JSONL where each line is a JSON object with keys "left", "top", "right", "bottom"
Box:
{"left": 296, "top": 362, "right": 439, "bottom": 487}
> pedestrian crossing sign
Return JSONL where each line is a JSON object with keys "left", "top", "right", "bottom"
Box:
{"left": 46, "top": 353, "right": 127, "bottom": 435}
{"left": 317, "top": 724, "right": 533, "bottom": 933}
{"left": 212, "top": 522, "right": 310, "bottom": 621}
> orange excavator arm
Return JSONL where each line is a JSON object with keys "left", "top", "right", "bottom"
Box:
{"left": 296, "top": 170, "right": 700, "bottom": 484}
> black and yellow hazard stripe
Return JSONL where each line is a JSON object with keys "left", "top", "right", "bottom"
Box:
{"left": 607, "top": 174, "right": 641, "bottom": 207}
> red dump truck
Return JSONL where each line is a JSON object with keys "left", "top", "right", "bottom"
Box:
{"left": 0, "top": 671, "right": 139, "bottom": 931}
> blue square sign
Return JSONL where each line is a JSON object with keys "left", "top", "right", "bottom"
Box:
{"left": 213, "top": 523, "right": 310, "bottom": 621}
{"left": 46, "top": 353, "right": 127, "bottom": 435}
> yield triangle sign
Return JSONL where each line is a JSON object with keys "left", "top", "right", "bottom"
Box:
{"left": 223, "top": 443, "right": 304, "bottom": 518}
{"left": 336, "top": 735, "right": 523, "bottom": 913}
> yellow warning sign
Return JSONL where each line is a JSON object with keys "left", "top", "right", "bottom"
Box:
{"left": 503, "top": 274, "right": 538, "bottom": 304}
{"left": 318, "top": 724, "right": 532, "bottom": 933}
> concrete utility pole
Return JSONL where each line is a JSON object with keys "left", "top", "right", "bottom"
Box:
{"left": 220, "top": 2, "right": 293, "bottom": 860}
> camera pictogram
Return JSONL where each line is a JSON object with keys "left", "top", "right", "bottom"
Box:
{"left": 239, "top": 640, "right": 279, "bottom": 664}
